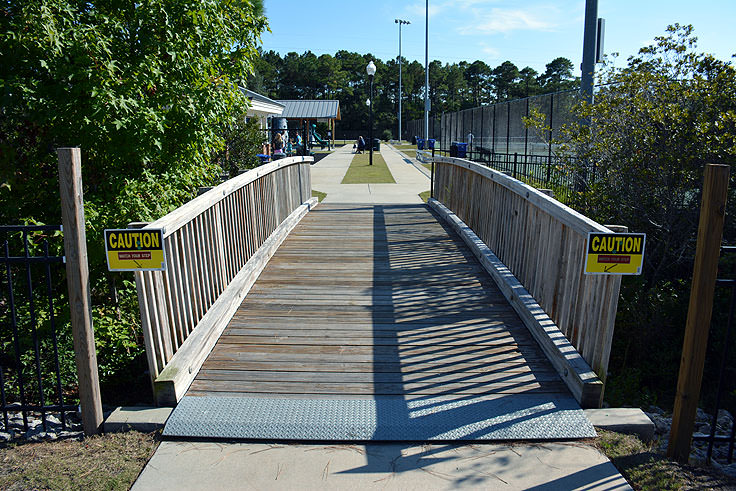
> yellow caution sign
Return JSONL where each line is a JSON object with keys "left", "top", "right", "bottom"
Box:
{"left": 104, "top": 229, "right": 166, "bottom": 271}
{"left": 584, "top": 232, "right": 645, "bottom": 275}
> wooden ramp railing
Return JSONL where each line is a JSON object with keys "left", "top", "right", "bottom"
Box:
{"left": 132, "top": 157, "right": 316, "bottom": 405}
{"left": 428, "top": 155, "right": 623, "bottom": 407}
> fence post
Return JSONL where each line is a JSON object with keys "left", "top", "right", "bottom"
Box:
{"left": 547, "top": 93, "right": 554, "bottom": 186}
{"left": 430, "top": 160, "right": 435, "bottom": 199}
{"left": 524, "top": 98, "right": 529, "bottom": 162}
{"left": 667, "top": 163, "right": 731, "bottom": 463}
{"left": 506, "top": 102, "right": 511, "bottom": 155}
{"left": 57, "top": 147, "right": 103, "bottom": 436}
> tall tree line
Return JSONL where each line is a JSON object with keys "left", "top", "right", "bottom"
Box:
{"left": 248, "top": 50, "right": 579, "bottom": 137}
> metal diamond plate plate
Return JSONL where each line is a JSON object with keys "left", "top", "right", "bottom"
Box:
{"left": 163, "top": 395, "right": 596, "bottom": 441}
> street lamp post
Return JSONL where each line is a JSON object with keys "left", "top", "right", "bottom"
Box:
{"left": 366, "top": 60, "right": 376, "bottom": 166}
{"left": 395, "top": 19, "right": 410, "bottom": 142}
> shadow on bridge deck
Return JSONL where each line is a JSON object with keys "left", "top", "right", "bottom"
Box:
{"left": 163, "top": 203, "right": 593, "bottom": 442}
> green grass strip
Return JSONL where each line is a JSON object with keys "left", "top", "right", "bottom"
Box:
{"left": 341, "top": 152, "right": 395, "bottom": 184}
{"left": 312, "top": 189, "right": 327, "bottom": 202}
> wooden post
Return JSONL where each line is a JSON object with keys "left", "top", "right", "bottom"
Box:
{"left": 57, "top": 148, "right": 103, "bottom": 436}
{"left": 668, "top": 164, "right": 730, "bottom": 463}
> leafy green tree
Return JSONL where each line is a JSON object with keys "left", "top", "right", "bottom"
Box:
{"left": 250, "top": 49, "right": 282, "bottom": 98}
{"left": 465, "top": 60, "right": 492, "bottom": 106}
{"left": 1, "top": 0, "right": 267, "bottom": 223}
{"left": 538, "top": 57, "right": 578, "bottom": 92}
{"left": 517, "top": 67, "right": 541, "bottom": 98}
{"left": 539, "top": 24, "right": 736, "bottom": 406}
{"left": 0, "top": 0, "right": 267, "bottom": 401}
{"left": 492, "top": 61, "right": 520, "bottom": 101}
{"left": 217, "top": 116, "right": 265, "bottom": 178}
{"left": 566, "top": 25, "right": 736, "bottom": 285}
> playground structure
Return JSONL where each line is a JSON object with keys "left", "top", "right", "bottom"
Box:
{"left": 275, "top": 99, "right": 340, "bottom": 152}
{"left": 309, "top": 124, "right": 331, "bottom": 149}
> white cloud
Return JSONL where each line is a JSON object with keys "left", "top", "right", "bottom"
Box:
{"left": 405, "top": 2, "right": 444, "bottom": 18}
{"left": 449, "top": 0, "right": 502, "bottom": 8}
{"left": 479, "top": 42, "right": 500, "bottom": 58}
{"left": 458, "top": 7, "right": 557, "bottom": 34}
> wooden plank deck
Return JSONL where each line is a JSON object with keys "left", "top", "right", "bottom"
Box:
{"left": 186, "top": 203, "right": 568, "bottom": 400}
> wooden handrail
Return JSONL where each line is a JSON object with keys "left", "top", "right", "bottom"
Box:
{"left": 430, "top": 155, "right": 623, "bottom": 405}
{"left": 132, "top": 156, "right": 315, "bottom": 405}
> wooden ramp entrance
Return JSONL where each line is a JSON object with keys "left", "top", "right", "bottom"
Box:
{"left": 163, "top": 204, "right": 595, "bottom": 441}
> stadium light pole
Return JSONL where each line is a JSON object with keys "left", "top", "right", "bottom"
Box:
{"left": 423, "top": 0, "right": 429, "bottom": 141}
{"left": 366, "top": 60, "right": 376, "bottom": 166}
{"left": 395, "top": 19, "right": 410, "bottom": 142}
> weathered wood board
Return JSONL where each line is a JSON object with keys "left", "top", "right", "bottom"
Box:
{"left": 187, "top": 204, "right": 571, "bottom": 402}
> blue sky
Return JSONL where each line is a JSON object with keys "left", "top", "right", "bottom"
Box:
{"left": 261, "top": 0, "right": 736, "bottom": 74}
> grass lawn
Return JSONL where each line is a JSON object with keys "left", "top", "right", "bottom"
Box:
{"left": 0, "top": 431, "right": 159, "bottom": 491}
{"left": 341, "top": 152, "right": 395, "bottom": 184}
{"left": 595, "top": 429, "right": 736, "bottom": 490}
{"left": 4, "top": 426, "right": 735, "bottom": 490}
{"left": 419, "top": 190, "right": 431, "bottom": 203}
{"left": 312, "top": 189, "right": 327, "bottom": 202}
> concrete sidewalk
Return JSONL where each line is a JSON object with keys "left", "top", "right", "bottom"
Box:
{"left": 311, "top": 143, "right": 429, "bottom": 204}
{"left": 133, "top": 440, "right": 631, "bottom": 490}
{"left": 384, "top": 142, "right": 431, "bottom": 179}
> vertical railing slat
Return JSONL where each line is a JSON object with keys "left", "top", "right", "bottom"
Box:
{"left": 134, "top": 270, "right": 159, "bottom": 378}
{"left": 433, "top": 158, "right": 621, "bottom": 387}
{"left": 133, "top": 159, "right": 313, "bottom": 388}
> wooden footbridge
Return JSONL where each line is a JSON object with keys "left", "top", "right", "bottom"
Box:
{"left": 133, "top": 155, "right": 623, "bottom": 441}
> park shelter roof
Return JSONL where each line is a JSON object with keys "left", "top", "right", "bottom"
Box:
{"left": 241, "top": 88, "right": 284, "bottom": 116}
{"left": 277, "top": 100, "right": 341, "bottom": 121}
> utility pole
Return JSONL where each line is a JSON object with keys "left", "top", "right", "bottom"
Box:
{"left": 578, "top": 0, "right": 603, "bottom": 192}
{"left": 423, "top": 0, "right": 429, "bottom": 141}
{"left": 395, "top": 19, "right": 410, "bottom": 142}
{"left": 581, "top": 0, "right": 598, "bottom": 106}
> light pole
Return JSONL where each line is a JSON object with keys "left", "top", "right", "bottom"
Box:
{"left": 395, "top": 19, "right": 410, "bottom": 142}
{"left": 366, "top": 60, "right": 376, "bottom": 166}
{"left": 423, "top": 0, "right": 429, "bottom": 141}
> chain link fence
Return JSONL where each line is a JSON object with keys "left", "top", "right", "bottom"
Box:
{"left": 404, "top": 117, "right": 441, "bottom": 144}
{"left": 406, "top": 90, "right": 581, "bottom": 200}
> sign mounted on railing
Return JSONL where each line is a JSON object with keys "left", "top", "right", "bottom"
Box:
{"left": 585, "top": 232, "right": 646, "bottom": 275}
{"left": 104, "top": 229, "right": 166, "bottom": 271}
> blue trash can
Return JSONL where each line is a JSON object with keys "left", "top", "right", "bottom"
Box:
{"left": 417, "top": 138, "right": 425, "bottom": 150}
{"left": 427, "top": 139, "right": 436, "bottom": 150}
{"left": 456, "top": 142, "right": 468, "bottom": 158}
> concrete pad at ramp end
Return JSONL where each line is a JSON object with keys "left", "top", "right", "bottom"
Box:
{"left": 133, "top": 441, "right": 631, "bottom": 490}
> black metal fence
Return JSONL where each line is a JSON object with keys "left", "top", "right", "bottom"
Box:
{"left": 475, "top": 151, "right": 577, "bottom": 198}
{"left": 692, "top": 245, "right": 736, "bottom": 463}
{"left": 0, "top": 225, "right": 76, "bottom": 432}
